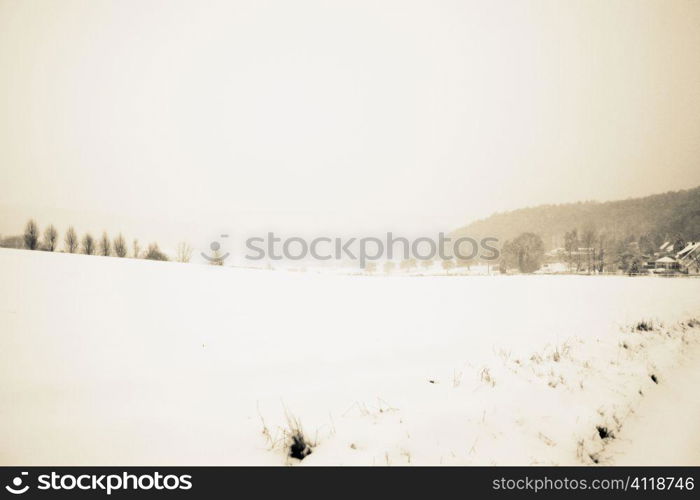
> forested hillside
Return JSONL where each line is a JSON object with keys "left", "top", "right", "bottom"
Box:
{"left": 453, "top": 187, "right": 700, "bottom": 250}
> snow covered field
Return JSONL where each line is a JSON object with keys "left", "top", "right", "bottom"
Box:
{"left": 1, "top": 247, "right": 699, "bottom": 465}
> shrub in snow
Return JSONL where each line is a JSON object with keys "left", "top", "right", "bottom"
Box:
{"left": 634, "top": 320, "right": 655, "bottom": 332}
{"left": 144, "top": 243, "right": 169, "bottom": 261}
{"left": 285, "top": 412, "right": 313, "bottom": 460}
{"left": 596, "top": 426, "right": 614, "bottom": 440}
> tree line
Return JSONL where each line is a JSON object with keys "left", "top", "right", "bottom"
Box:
{"left": 16, "top": 219, "right": 192, "bottom": 262}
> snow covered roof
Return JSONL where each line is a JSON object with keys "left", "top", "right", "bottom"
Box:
{"left": 677, "top": 242, "right": 700, "bottom": 258}
{"left": 660, "top": 241, "right": 670, "bottom": 250}
{"left": 655, "top": 256, "right": 676, "bottom": 263}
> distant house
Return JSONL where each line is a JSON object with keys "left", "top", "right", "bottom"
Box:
{"left": 649, "top": 241, "right": 700, "bottom": 275}
{"left": 654, "top": 256, "right": 680, "bottom": 273}
{"left": 545, "top": 247, "right": 566, "bottom": 259}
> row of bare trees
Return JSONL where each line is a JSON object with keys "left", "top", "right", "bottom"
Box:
{"left": 22, "top": 219, "right": 193, "bottom": 263}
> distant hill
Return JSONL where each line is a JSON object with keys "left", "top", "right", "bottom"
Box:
{"left": 452, "top": 187, "right": 700, "bottom": 249}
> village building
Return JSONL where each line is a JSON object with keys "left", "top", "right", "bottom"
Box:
{"left": 653, "top": 256, "right": 680, "bottom": 273}
{"left": 650, "top": 241, "right": 700, "bottom": 275}
{"left": 676, "top": 242, "right": 700, "bottom": 275}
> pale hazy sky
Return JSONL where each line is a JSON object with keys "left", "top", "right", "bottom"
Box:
{"left": 1, "top": 0, "right": 699, "bottom": 244}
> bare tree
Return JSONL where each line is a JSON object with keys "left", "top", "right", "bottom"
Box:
{"left": 24, "top": 219, "right": 39, "bottom": 250}
{"left": 132, "top": 239, "right": 141, "bottom": 259}
{"left": 82, "top": 233, "right": 95, "bottom": 255}
{"left": 113, "top": 233, "right": 127, "bottom": 257}
{"left": 43, "top": 224, "right": 58, "bottom": 251}
{"left": 64, "top": 226, "right": 79, "bottom": 253}
{"left": 176, "top": 241, "right": 193, "bottom": 263}
{"left": 564, "top": 229, "right": 579, "bottom": 272}
{"left": 501, "top": 232, "right": 545, "bottom": 274}
{"left": 99, "top": 232, "right": 111, "bottom": 256}
{"left": 581, "top": 226, "right": 597, "bottom": 274}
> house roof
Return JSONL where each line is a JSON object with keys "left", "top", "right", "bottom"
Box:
{"left": 677, "top": 242, "right": 700, "bottom": 258}
{"left": 660, "top": 241, "right": 670, "bottom": 250}
{"left": 656, "top": 256, "right": 676, "bottom": 263}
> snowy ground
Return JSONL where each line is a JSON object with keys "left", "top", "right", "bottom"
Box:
{"left": 1, "top": 247, "right": 699, "bottom": 465}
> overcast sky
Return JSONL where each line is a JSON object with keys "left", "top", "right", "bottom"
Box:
{"left": 1, "top": 0, "right": 699, "bottom": 246}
